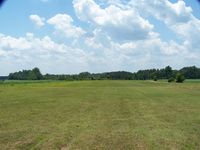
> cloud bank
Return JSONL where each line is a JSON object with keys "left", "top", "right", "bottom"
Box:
{"left": 0, "top": 0, "right": 200, "bottom": 75}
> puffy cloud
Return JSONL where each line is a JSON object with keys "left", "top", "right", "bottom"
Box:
{"left": 72, "top": 0, "right": 200, "bottom": 71}
{"left": 0, "top": 34, "right": 31, "bottom": 50}
{"left": 172, "top": 18, "right": 200, "bottom": 50}
{"left": 131, "top": 0, "right": 192, "bottom": 25}
{"left": 29, "top": 15, "right": 45, "bottom": 27}
{"left": 47, "top": 13, "right": 86, "bottom": 38}
{"left": 1, "top": 0, "right": 200, "bottom": 75}
{"left": 0, "top": 33, "right": 95, "bottom": 75}
{"left": 73, "top": 0, "right": 155, "bottom": 42}
{"left": 131, "top": 0, "right": 200, "bottom": 50}
{"left": 0, "top": 31, "right": 199, "bottom": 76}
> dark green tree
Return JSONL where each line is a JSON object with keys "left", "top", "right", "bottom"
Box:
{"left": 176, "top": 73, "right": 185, "bottom": 83}
{"left": 32, "top": 67, "right": 43, "bottom": 80}
{"left": 180, "top": 66, "right": 200, "bottom": 79}
{"left": 168, "top": 77, "right": 175, "bottom": 83}
{"left": 165, "top": 66, "right": 173, "bottom": 79}
{"left": 153, "top": 76, "right": 158, "bottom": 81}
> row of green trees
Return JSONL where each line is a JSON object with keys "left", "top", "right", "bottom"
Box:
{"left": 7, "top": 66, "right": 200, "bottom": 81}
{"left": 43, "top": 71, "right": 133, "bottom": 81}
{"left": 0, "top": 76, "right": 7, "bottom": 80}
{"left": 8, "top": 68, "right": 43, "bottom": 80}
{"left": 168, "top": 73, "right": 185, "bottom": 83}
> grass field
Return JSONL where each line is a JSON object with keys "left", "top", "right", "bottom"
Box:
{"left": 0, "top": 80, "right": 200, "bottom": 149}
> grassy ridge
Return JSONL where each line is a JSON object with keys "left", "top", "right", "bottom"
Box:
{"left": 0, "top": 80, "right": 200, "bottom": 149}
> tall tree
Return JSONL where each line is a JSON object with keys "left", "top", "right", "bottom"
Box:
{"left": 164, "top": 66, "right": 173, "bottom": 79}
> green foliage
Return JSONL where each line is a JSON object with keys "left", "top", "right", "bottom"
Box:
{"left": 165, "top": 66, "right": 173, "bottom": 79}
{"left": 0, "top": 76, "right": 7, "bottom": 81}
{"left": 32, "top": 67, "right": 43, "bottom": 80}
{"left": 8, "top": 67, "right": 43, "bottom": 80}
{"left": 176, "top": 73, "right": 185, "bottom": 83}
{"left": 79, "top": 72, "right": 91, "bottom": 80}
{"left": 153, "top": 76, "right": 158, "bottom": 81}
{"left": 7, "top": 66, "right": 200, "bottom": 81}
{"left": 168, "top": 77, "right": 175, "bottom": 83}
{"left": 42, "top": 71, "right": 134, "bottom": 81}
{"left": 180, "top": 66, "right": 200, "bottom": 79}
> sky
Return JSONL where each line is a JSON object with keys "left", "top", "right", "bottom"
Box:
{"left": 0, "top": 0, "right": 200, "bottom": 75}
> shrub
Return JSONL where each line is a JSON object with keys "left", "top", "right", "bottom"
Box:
{"left": 168, "top": 77, "right": 175, "bottom": 83}
{"left": 153, "top": 76, "right": 157, "bottom": 81}
{"left": 176, "top": 73, "right": 185, "bottom": 83}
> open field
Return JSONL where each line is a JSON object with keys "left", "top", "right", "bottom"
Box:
{"left": 0, "top": 80, "right": 200, "bottom": 149}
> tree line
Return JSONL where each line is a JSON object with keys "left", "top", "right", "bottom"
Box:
{"left": 4, "top": 66, "right": 200, "bottom": 82}
{"left": 8, "top": 68, "right": 43, "bottom": 80}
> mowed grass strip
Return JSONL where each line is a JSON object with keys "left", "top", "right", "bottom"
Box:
{"left": 0, "top": 80, "right": 200, "bottom": 149}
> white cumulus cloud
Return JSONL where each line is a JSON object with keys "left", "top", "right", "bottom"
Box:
{"left": 47, "top": 13, "right": 86, "bottom": 38}
{"left": 73, "top": 0, "right": 155, "bottom": 42}
{"left": 29, "top": 15, "right": 45, "bottom": 27}
{"left": 131, "top": 0, "right": 200, "bottom": 51}
{"left": 0, "top": 33, "right": 95, "bottom": 75}
{"left": 1, "top": 0, "right": 200, "bottom": 75}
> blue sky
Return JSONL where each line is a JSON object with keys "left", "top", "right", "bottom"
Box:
{"left": 0, "top": 0, "right": 200, "bottom": 75}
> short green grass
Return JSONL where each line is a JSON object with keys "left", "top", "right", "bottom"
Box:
{"left": 0, "top": 80, "right": 200, "bottom": 150}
